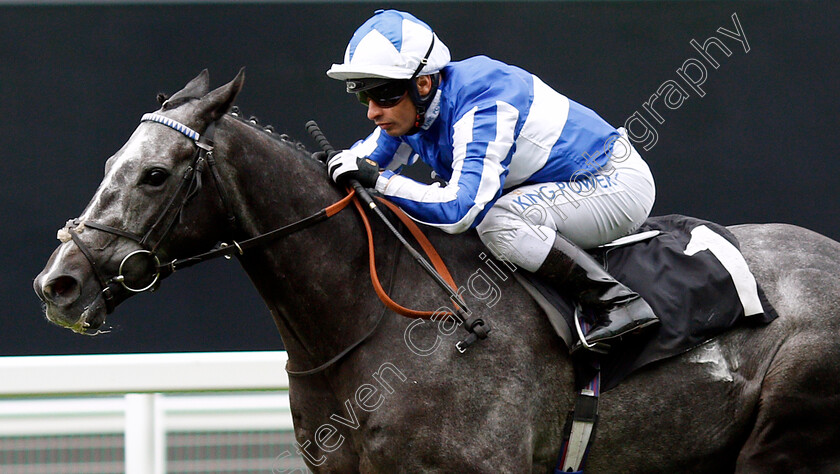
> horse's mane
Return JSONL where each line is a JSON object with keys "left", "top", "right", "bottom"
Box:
{"left": 225, "top": 106, "right": 325, "bottom": 168}
{"left": 155, "top": 88, "right": 319, "bottom": 164}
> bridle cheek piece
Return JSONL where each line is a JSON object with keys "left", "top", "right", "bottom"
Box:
{"left": 62, "top": 113, "right": 354, "bottom": 318}
{"left": 62, "top": 113, "right": 222, "bottom": 315}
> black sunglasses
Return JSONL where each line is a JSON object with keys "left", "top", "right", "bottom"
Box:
{"left": 356, "top": 80, "right": 410, "bottom": 108}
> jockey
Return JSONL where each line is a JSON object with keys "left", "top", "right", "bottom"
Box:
{"left": 325, "top": 9, "right": 658, "bottom": 352}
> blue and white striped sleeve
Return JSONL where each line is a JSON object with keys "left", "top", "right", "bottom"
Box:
{"left": 374, "top": 102, "right": 518, "bottom": 234}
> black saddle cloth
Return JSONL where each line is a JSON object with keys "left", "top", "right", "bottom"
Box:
{"left": 521, "top": 214, "right": 778, "bottom": 392}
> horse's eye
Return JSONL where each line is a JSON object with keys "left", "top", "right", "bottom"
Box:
{"left": 142, "top": 168, "right": 170, "bottom": 187}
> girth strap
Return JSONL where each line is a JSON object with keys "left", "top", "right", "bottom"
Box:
{"left": 556, "top": 321, "right": 601, "bottom": 473}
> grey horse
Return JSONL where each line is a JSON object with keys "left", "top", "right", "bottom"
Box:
{"left": 34, "top": 70, "right": 840, "bottom": 472}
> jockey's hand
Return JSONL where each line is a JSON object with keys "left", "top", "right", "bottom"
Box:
{"left": 327, "top": 150, "right": 380, "bottom": 188}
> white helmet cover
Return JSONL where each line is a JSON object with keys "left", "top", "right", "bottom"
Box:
{"left": 327, "top": 9, "right": 451, "bottom": 81}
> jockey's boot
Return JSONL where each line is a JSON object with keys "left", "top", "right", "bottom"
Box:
{"left": 536, "top": 233, "right": 659, "bottom": 353}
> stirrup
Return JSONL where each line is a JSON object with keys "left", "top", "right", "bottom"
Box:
{"left": 571, "top": 307, "right": 611, "bottom": 355}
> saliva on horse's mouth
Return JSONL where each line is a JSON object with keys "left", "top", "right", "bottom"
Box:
{"left": 77, "top": 305, "right": 110, "bottom": 335}
{"left": 49, "top": 301, "right": 110, "bottom": 336}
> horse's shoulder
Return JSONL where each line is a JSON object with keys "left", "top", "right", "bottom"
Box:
{"left": 422, "top": 226, "right": 488, "bottom": 259}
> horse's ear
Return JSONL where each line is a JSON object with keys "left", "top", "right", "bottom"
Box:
{"left": 203, "top": 67, "right": 245, "bottom": 121}
{"left": 162, "top": 69, "right": 211, "bottom": 110}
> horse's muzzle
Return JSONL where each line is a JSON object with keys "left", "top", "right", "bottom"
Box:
{"left": 36, "top": 274, "right": 80, "bottom": 308}
{"left": 33, "top": 246, "right": 110, "bottom": 335}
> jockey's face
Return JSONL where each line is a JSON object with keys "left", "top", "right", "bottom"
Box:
{"left": 366, "top": 76, "right": 433, "bottom": 137}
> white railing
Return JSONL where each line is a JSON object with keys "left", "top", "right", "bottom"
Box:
{"left": 0, "top": 351, "right": 300, "bottom": 474}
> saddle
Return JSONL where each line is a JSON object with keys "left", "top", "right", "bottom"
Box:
{"left": 517, "top": 214, "right": 778, "bottom": 392}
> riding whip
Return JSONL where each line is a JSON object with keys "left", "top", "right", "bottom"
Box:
{"left": 305, "top": 120, "right": 490, "bottom": 351}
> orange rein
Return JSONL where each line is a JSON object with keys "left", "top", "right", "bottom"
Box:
{"left": 328, "top": 188, "right": 458, "bottom": 320}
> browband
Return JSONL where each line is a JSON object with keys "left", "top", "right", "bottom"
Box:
{"left": 140, "top": 113, "right": 201, "bottom": 141}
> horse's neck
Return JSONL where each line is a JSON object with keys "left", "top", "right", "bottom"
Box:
{"left": 217, "top": 118, "right": 388, "bottom": 367}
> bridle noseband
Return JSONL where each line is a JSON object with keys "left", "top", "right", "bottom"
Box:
{"left": 63, "top": 113, "right": 229, "bottom": 315}
{"left": 62, "top": 113, "right": 353, "bottom": 319}
{"left": 60, "top": 111, "right": 484, "bottom": 363}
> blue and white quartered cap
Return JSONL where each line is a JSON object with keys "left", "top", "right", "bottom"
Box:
{"left": 327, "top": 9, "right": 451, "bottom": 81}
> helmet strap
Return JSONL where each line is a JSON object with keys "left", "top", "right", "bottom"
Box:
{"left": 407, "top": 72, "right": 440, "bottom": 135}
{"left": 396, "top": 33, "right": 441, "bottom": 135}
{"left": 409, "top": 35, "right": 436, "bottom": 81}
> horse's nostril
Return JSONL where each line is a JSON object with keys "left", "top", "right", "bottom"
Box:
{"left": 43, "top": 276, "right": 80, "bottom": 304}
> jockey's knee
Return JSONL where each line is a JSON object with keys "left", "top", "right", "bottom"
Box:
{"left": 482, "top": 198, "right": 557, "bottom": 237}
{"left": 477, "top": 217, "right": 555, "bottom": 272}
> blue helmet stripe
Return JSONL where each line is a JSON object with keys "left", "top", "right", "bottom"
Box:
{"left": 348, "top": 10, "right": 432, "bottom": 61}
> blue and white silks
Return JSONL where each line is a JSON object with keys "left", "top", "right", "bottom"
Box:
{"left": 353, "top": 55, "right": 621, "bottom": 234}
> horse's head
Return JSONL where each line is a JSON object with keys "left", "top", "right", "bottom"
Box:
{"left": 34, "top": 69, "right": 245, "bottom": 334}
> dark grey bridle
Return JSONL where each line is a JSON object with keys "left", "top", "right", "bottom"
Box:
{"left": 64, "top": 113, "right": 490, "bottom": 356}
{"left": 61, "top": 113, "right": 230, "bottom": 315}
{"left": 62, "top": 114, "right": 354, "bottom": 320}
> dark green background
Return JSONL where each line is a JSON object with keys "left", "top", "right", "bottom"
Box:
{"left": 3, "top": 1, "right": 837, "bottom": 355}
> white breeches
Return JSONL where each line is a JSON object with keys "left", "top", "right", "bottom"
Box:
{"left": 476, "top": 132, "right": 655, "bottom": 272}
